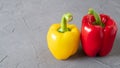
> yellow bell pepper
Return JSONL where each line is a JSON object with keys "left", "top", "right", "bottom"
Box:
{"left": 47, "top": 13, "right": 80, "bottom": 60}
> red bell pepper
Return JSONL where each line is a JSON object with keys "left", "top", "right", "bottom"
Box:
{"left": 81, "top": 8, "right": 118, "bottom": 57}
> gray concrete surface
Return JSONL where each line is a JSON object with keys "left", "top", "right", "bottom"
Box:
{"left": 0, "top": 0, "right": 120, "bottom": 68}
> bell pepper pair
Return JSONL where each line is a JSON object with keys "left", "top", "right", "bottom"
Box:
{"left": 47, "top": 8, "right": 118, "bottom": 60}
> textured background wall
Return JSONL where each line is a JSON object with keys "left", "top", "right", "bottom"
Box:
{"left": 0, "top": 0, "right": 120, "bottom": 68}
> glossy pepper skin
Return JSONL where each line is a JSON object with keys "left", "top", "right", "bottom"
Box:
{"left": 47, "top": 13, "right": 80, "bottom": 60}
{"left": 81, "top": 8, "right": 118, "bottom": 57}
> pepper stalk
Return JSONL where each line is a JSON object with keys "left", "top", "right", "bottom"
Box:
{"left": 88, "top": 8, "right": 105, "bottom": 27}
{"left": 58, "top": 13, "right": 73, "bottom": 33}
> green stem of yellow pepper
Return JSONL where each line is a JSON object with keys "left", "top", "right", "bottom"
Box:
{"left": 58, "top": 13, "right": 73, "bottom": 33}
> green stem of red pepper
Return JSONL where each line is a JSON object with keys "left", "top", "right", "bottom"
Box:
{"left": 88, "top": 8, "right": 105, "bottom": 27}
{"left": 58, "top": 13, "right": 73, "bottom": 33}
